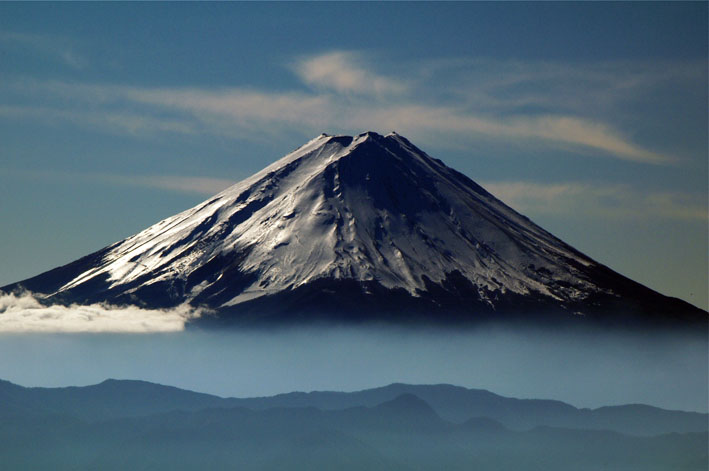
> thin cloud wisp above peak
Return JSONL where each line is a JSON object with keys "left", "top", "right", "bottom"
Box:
{"left": 2, "top": 51, "right": 695, "bottom": 164}
{"left": 359, "top": 106, "right": 673, "bottom": 164}
{"left": 416, "top": 57, "right": 706, "bottom": 114}
{"left": 503, "top": 115, "right": 672, "bottom": 165}
{"left": 293, "top": 51, "right": 408, "bottom": 96}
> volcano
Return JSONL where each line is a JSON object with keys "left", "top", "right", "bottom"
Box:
{"left": 3, "top": 132, "right": 705, "bottom": 326}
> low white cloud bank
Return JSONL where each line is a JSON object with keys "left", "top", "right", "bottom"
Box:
{"left": 0, "top": 292, "right": 202, "bottom": 333}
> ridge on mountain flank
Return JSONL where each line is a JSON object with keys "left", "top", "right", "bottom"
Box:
{"left": 3, "top": 131, "right": 706, "bottom": 326}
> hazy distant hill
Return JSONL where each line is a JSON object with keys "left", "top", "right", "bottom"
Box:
{"left": 1, "top": 380, "right": 706, "bottom": 471}
{"left": 1, "top": 379, "right": 705, "bottom": 437}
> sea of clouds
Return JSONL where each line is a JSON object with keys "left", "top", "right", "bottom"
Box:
{"left": 0, "top": 292, "right": 202, "bottom": 333}
{"left": 0, "top": 291, "right": 706, "bottom": 412}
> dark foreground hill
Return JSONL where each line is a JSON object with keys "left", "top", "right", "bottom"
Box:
{"left": 1, "top": 379, "right": 706, "bottom": 471}
{"left": 2, "top": 132, "right": 705, "bottom": 328}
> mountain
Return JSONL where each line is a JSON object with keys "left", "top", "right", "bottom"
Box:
{"left": 0, "top": 378, "right": 226, "bottom": 421}
{"left": 2, "top": 379, "right": 706, "bottom": 437}
{"left": 229, "top": 383, "right": 709, "bottom": 437}
{"left": 1, "top": 379, "right": 706, "bottom": 471}
{"left": 2, "top": 131, "right": 705, "bottom": 326}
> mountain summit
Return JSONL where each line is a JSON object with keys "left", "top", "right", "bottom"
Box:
{"left": 4, "top": 132, "right": 705, "bottom": 326}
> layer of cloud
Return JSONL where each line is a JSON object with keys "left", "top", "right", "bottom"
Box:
{"left": 482, "top": 181, "right": 708, "bottom": 222}
{"left": 0, "top": 31, "right": 87, "bottom": 69}
{"left": 3, "top": 51, "right": 698, "bottom": 164}
{"left": 0, "top": 292, "right": 202, "bottom": 333}
{"left": 415, "top": 58, "right": 706, "bottom": 114}
{"left": 109, "top": 174, "right": 236, "bottom": 195}
{"left": 293, "top": 51, "right": 407, "bottom": 96}
{"left": 2, "top": 168, "right": 237, "bottom": 196}
{"left": 356, "top": 106, "right": 671, "bottom": 164}
{"left": 0, "top": 104, "right": 196, "bottom": 136}
{"left": 10, "top": 84, "right": 669, "bottom": 164}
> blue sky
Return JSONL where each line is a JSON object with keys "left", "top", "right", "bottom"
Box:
{"left": 1, "top": 2, "right": 707, "bottom": 308}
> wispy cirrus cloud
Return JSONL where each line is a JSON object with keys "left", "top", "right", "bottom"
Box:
{"left": 0, "top": 90, "right": 669, "bottom": 164}
{"left": 2, "top": 168, "right": 236, "bottom": 196}
{"left": 3, "top": 51, "right": 703, "bottom": 164}
{"left": 482, "top": 181, "right": 708, "bottom": 222}
{"left": 293, "top": 51, "right": 408, "bottom": 96}
{"left": 0, "top": 31, "right": 87, "bottom": 69}
{"left": 0, "top": 104, "right": 196, "bottom": 136}
{"left": 124, "top": 87, "right": 336, "bottom": 134}
{"left": 356, "top": 106, "right": 671, "bottom": 164}
{"left": 113, "top": 174, "right": 236, "bottom": 195}
{"left": 415, "top": 58, "right": 706, "bottom": 114}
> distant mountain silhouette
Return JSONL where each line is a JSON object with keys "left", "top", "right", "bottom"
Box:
{"left": 1, "top": 379, "right": 705, "bottom": 437}
{"left": 1, "top": 379, "right": 706, "bottom": 471}
{"left": 0, "top": 378, "right": 225, "bottom": 420}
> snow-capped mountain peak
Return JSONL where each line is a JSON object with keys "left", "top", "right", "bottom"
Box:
{"left": 5, "top": 132, "right": 705, "bottom": 325}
